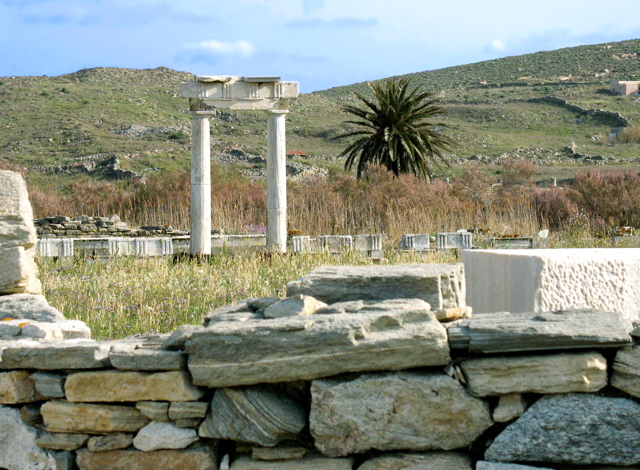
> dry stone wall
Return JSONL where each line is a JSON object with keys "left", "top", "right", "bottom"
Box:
{"left": 3, "top": 169, "right": 640, "bottom": 470}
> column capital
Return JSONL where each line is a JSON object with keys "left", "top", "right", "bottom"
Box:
{"left": 265, "top": 109, "right": 289, "bottom": 116}
{"left": 190, "top": 110, "right": 215, "bottom": 117}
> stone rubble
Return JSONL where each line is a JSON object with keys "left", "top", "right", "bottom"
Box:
{"left": 4, "top": 169, "right": 640, "bottom": 469}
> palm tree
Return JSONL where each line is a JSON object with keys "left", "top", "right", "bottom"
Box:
{"left": 336, "top": 77, "right": 454, "bottom": 180}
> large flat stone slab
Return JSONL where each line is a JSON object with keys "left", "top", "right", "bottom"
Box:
{"left": 448, "top": 309, "right": 632, "bottom": 353}
{"left": 460, "top": 351, "right": 608, "bottom": 396}
{"left": 41, "top": 400, "right": 150, "bottom": 433}
{"left": 76, "top": 445, "right": 217, "bottom": 470}
{"left": 286, "top": 264, "right": 465, "bottom": 309}
{"left": 65, "top": 370, "right": 204, "bottom": 402}
{"left": 462, "top": 248, "right": 640, "bottom": 320}
{"left": 485, "top": 393, "right": 640, "bottom": 466}
{"left": 187, "top": 300, "right": 450, "bottom": 387}
{"left": 0, "top": 339, "right": 111, "bottom": 369}
{"left": 310, "top": 371, "right": 492, "bottom": 457}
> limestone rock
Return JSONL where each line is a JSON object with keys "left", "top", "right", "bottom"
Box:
{"left": 136, "top": 401, "right": 170, "bottom": 421}
{"left": 612, "top": 345, "right": 640, "bottom": 397}
{"left": 65, "top": 370, "right": 204, "bottom": 402}
{"left": 358, "top": 452, "right": 473, "bottom": 470}
{"left": 0, "top": 170, "right": 37, "bottom": 248}
{"left": 133, "top": 421, "right": 199, "bottom": 451}
{"left": 0, "top": 339, "right": 111, "bottom": 369}
{"left": 263, "top": 295, "right": 327, "bottom": 318}
{"left": 0, "top": 404, "right": 57, "bottom": 470}
{"left": 0, "top": 369, "right": 36, "bottom": 404}
{"left": 76, "top": 445, "right": 217, "bottom": 470}
{"left": 229, "top": 455, "right": 354, "bottom": 469}
{"left": 448, "top": 309, "right": 632, "bottom": 353}
{"left": 199, "top": 386, "right": 306, "bottom": 446}
{"left": 476, "top": 463, "right": 554, "bottom": 470}
{"left": 460, "top": 351, "right": 608, "bottom": 396}
{"left": 36, "top": 432, "right": 90, "bottom": 450}
{"left": 0, "top": 294, "right": 65, "bottom": 322}
{"left": 286, "top": 264, "right": 465, "bottom": 309}
{"left": 485, "top": 393, "right": 640, "bottom": 466}
{"left": 187, "top": 300, "right": 450, "bottom": 387}
{"left": 310, "top": 371, "right": 493, "bottom": 457}
{"left": 493, "top": 394, "right": 527, "bottom": 423}
{"left": 31, "top": 372, "right": 66, "bottom": 399}
{"left": 252, "top": 446, "right": 307, "bottom": 461}
{"left": 109, "top": 347, "right": 187, "bottom": 370}
{"left": 87, "top": 433, "right": 134, "bottom": 452}
{"left": 168, "top": 401, "right": 208, "bottom": 420}
{"left": 41, "top": 400, "right": 150, "bottom": 433}
{"left": 0, "top": 245, "right": 42, "bottom": 294}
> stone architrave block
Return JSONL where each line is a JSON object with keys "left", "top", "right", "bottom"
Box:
{"left": 309, "top": 371, "right": 492, "bottom": 457}
{"left": 462, "top": 248, "right": 640, "bottom": 320}
{"left": 0, "top": 339, "right": 111, "bottom": 370}
{"left": 399, "top": 234, "right": 431, "bottom": 251}
{"left": 229, "top": 455, "right": 354, "bottom": 470}
{"left": 0, "top": 370, "right": 36, "bottom": 404}
{"left": 65, "top": 370, "right": 204, "bottom": 402}
{"left": 0, "top": 246, "right": 42, "bottom": 294}
{"left": 437, "top": 232, "right": 472, "bottom": 250}
{"left": 0, "top": 294, "right": 65, "bottom": 322}
{"left": 0, "top": 170, "right": 37, "bottom": 249}
{"left": 612, "top": 345, "right": 640, "bottom": 397}
{"left": 76, "top": 445, "right": 217, "bottom": 470}
{"left": 199, "top": 386, "right": 306, "bottom": 446}
{"left": 133, "top": 421, "right": 199, "bottom": 451}
{"left": 287, "top": 264, "right": 465, "bottom": 309}
{"left": 187, "top": 300, "right": 450, "bottom": 387}
{"left": 485, "top": 393, "right": 640, "bottom": 466}
{"left": 459, "top": 351, "right": 608, "bottom": 396}
{"left": 0, "top": 404, "right": 57, "bottom": 470}
{"left": 41, "top": 400, "right": 150, "bottom": 433}
{"left": 448, "top": 309, "right": 632, "bottom": 354}
{"left": 358, "top": 452, "right": 473, "bottom": 470}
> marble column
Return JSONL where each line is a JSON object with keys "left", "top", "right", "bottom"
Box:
{"left": 190, "top": 111, "right": 213, "bottom": 255}
{"left": 266, "top": 109, "right": 288, "bottom": 253}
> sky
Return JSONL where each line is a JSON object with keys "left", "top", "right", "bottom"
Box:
{"left": 1, "top": 0, "right": 640, "bottom": 93}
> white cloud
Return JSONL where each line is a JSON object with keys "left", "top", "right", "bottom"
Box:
{"left": 490, "top": 39, "right": 507, "bottom": 51}
{"left": 182, "top": 40, "right": 255, "bottom": 57}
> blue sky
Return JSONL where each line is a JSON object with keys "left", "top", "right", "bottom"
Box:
{"left": 1, "top": 0, "right": 639, "bottom": 93}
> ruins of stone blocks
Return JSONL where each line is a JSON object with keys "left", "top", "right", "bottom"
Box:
{"left": 4, "top": 168, "right": 640, "bottom": 469}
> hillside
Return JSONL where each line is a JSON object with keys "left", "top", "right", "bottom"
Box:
{"left": 1, "top": 39, "right": 639, "bottom": 188}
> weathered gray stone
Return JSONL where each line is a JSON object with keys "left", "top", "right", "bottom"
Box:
{"left": 493, "top": 394, "right": 527, "bottom": 423}
{"left": 51, "top": 450, "right": 75, "bottom": 470}
{"left": 248, "top": 297, "right": 280, "bottom": 311}
{"left": 229, "top": 455, "right": 354, "bottom": 469}
{"left": 199, "top": 386, "right": 306, "bottom": 446}
{"left": 0, "top": 369, "right": 36, "bottom": 403}
{"left": 31, "top": 371, "right": 66, "bottom": 399}
{"left": 252, "top": 446, "right": 307, "bottom": 461}
{"left": 109, "top": 347, "right": 187, "bottom": 370}
{"left": 612, "top": 345, "right": 640, "bottom": 397}
{"left": 87, "top": 433, "right": 134, "bottom": 452}
{"left": 485, "top": 393, "right": 640, "bottom": 466}
{"left": 0, "top": 404, "right": 57, "bottom": 469}
{"left": 162, "top": 324, "right": 203, "bottom": 351}
{"left": 0, "top": 320, "right": 21, "bottom": 337}
{"left": 36, "top": 432, "right": 90, "bottom": 450}
{"left": 310, "top": 371, "right": 493, "bottom": 457}
{"left": 168, "top": 401, "right": 208, "bottom": 420}
{"left": 187, "top": 300, "right": 450, "bottom": 387}
{"left": 286, "top": 264, "right": 465, "bottom": 309}
{"left": 202, "top": 299, "right": 253, "bottom": 327}
{"left": 20, "top": 321, "right": 64, "bottom": 340}
{"left": 0, "top": 245, "right": 42, "bottom": 294}
{"left": 263, "top": 295, "right": 327, "bottom": 318}
{"left": 460, "top": 351, "right": 608, "bottom": 396}
{"left": 476, "top": 463, "right": 554, "bottom": 470}
{"left": 358, "top": 452, "right": 473, "bottom": 470}
{"left": 133, "top": 421, "right": 199, "bottom": 451}
{"left": 315, "top": 300, "right": 367, "bottom": 314}
{"left": 65, "top": 370, "right": 204, "bottom": 402}
{"left": 0, "top": 170, "right": 37, "bottom": 247}
{"left": 76, "top": 445, "right": 217, "bottom": 470}
{"left": 41, "top": 400, "right": 150, "bottom": 433}
{"left": 136, "top": 401, "right": 170, "bottom": 421}
{"left": 0, "top": 294, "right": 65, "bottom": 322}
{"left": 448, "top": 309, "right": 633, "bottom": 353}
{"left": 0, "top": 339, "right": 111, "bottom": 369}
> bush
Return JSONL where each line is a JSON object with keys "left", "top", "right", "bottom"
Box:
{"left": 533, "top": 186, "right": 579, "bottom": 230}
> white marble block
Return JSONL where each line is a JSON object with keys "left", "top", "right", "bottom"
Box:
{"left": 462, "top": 248, "right": 640, "bottom": 320}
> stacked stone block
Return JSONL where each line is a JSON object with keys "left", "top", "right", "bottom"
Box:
{"left": 35, "top": 215, "right": 188, "bottom": 239}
